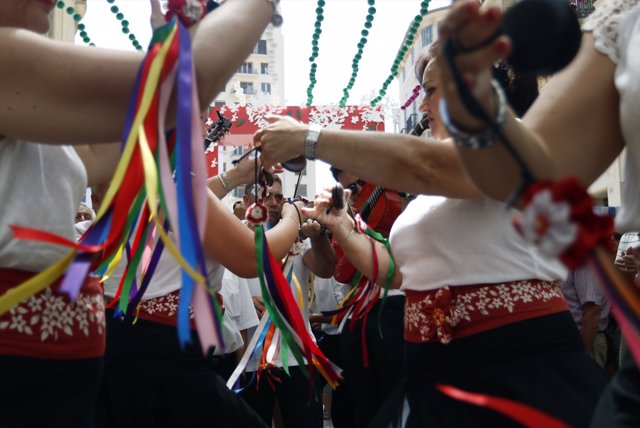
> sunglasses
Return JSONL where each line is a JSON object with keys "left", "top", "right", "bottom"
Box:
{"left": 344, "top": 179, "right": 365, "bottom": 194}
{"left": 265, "top": 192, "right": 284, "bottom": 203}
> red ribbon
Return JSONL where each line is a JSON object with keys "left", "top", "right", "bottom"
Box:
{"left": 436, "top": 384, "right": 570, "bottom": 428}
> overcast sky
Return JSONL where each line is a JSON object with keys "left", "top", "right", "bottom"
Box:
{"left": 77, "top": 0, "right": 448, "bottom": 188}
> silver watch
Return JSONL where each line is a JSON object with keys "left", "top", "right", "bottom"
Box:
{"left": 304, "top": 124, "right": 323, "bottom": 160}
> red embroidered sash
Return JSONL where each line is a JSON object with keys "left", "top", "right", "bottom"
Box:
{"left": 0, "top": 268, "right": 105, "bottom": 359}
{"left": 135, "top": 290, "right": 196, "bottom": 329}
{"left": 111, "top": 290, "right": 224, "bottom": 330}
{"left": 404, "top": 280, "right": 568, "bottom": 344}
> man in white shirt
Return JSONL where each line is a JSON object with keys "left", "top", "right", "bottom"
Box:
{"left": 238, "top": 185, "right": 337, "bottom": 428}
{"left": 213, "top": 269, "right": 261, "bottom": 380}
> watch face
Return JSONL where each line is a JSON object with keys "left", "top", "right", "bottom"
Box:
{"left": 305, "top": 126, "right": 322, "bottom": 160}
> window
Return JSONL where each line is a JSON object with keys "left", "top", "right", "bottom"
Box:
{"left": 261, "top": 82, "right": 272, "bottom": 94}
{"left": 232, "top": 146, "right": 244, "bottom": 156}
{"left": 260, "top": 63, "right": 269, "bottom": 75}
{"left": 405, "top": 113, "right": 418, "bottom": 131}
{"left": 240, "top": 82, "right": 254, "bottom": 95}
{"left": 233, "top": 188, "right": 243, "bottom": 198}
{"left": 421, "top": 25, "right": 433, "bottom": 48}
{"left": 296, "top": 184, "right": 307, "bottom": 198}
{"left": 254, "top": 40, "right": 267, "bottom": 55}
{"left": 214, "top": 101, "right": 226, "bottom": 107}
{"left": 239, "top": 62, "right": 253, "bottom": 74}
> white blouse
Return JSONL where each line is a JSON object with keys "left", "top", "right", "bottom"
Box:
{"left": 0, "top": 138, "right": 86, "bottom": 272}
{"left": 390, "top": 196, "right": 567, "bottom": 292}
{"left": 584, "top": 0, "right": 640, "bottom": 233}
{"left": 102, "top": 244, "right": 224, "bottom": 300}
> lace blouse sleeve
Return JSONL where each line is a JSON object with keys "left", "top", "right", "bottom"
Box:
{"left": 582, "top": 0, "right": 640, "bottom": 64}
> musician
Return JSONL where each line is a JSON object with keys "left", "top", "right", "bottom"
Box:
{"left": 325, "top": 167, "right": 405, "bottom": 428}
{"left": 330, "top": 168, "right": 364, "bottom": 211}
{"left": 236, "top": 178, "right": 337, "bottom": 428}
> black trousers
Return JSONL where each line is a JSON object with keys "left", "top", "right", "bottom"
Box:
{"left": 591, "top": 347, "right": 640, "bottom": 427}
{"left": 211, "top": 351, "right": 240, "bottom": 382}
{"left": 240, "top": 365, "right": 323, "bottom": 428}
{"left": 315, "top": 332, "right": 356, "bottom": 428}
{"left": 340, "top": 295, "right": 405, "bottom": 428}
{"left": 97, "top": 312, "right": 266, "bottom": 428}
{"left": 0, "top": 355, "right": 103, "bottom": 428}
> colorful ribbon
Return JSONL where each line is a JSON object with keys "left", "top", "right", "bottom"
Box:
{"left": 436, "top": 384, "right": 570, "bottom": 428}
{"left": 3, "top": 16, "right": 225, "bottom": 355}
{"left": 255, "top": 225, "right": 342, "bottom": 389}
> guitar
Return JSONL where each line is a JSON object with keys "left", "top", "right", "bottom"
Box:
{"left": 204, "top": 110, "right": 232, "bottom": 149}
{"left": 410, "top": 113, "right": 430, "bottom": 137}
{"left": 333, "top": 183, "right": 402, "bottom": 283}
{"left": 353, "top": 183, "right": 402, "bottom": 238}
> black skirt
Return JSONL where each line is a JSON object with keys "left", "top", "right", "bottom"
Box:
{"left": 590, "top": 346, "right": 640, "bottom": 427}
{"left": 97, "top": 311, "right": 267, "bottom": 428}
{"left": 372, "top": 311, "right": 607, "bottom": 428}
{"left": 0, "top": 355, "right": 103, "bottom": 428}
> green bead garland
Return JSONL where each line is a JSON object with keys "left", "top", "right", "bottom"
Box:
{"left": 105, "top": 0, "right": 143, "bottom": 51}
{"left": 337, "top": 0, "right": 377, "bottom": 108}
{"left": 370, "top": 0, "right": 430, "bottom": 106}
{"left": 305, "top": 0, "right": 326, "bottom": 106}
{"left": 57, "top": 0, "right": 95, "bottom": 46}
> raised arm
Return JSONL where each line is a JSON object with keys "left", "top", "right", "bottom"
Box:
{"left": 202, "top": 193, "right": 305, "bottom": 278}
{"left": 435, "top": 1, "right": 624, "bottom": 201}
{"left": 256, "top": 116, "right": 481, "bottom": 198}
{"left": 0, "top": 0, "right": 272, "bottom": 145}
{"left": 302, "top": 188, "right": 402, "bottom": 289}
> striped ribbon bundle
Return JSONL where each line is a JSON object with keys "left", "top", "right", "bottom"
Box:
{"left": 230, "top": 226, "right": 342, "bottom": 391}
{"left": 321, "top": 215, "right": 396, "bottom": 367}
{"left": 5, "top": 15, "right": 224, "bottom": 354}
{"left": 255, "top": 225, "right": 342, "bottom": 388}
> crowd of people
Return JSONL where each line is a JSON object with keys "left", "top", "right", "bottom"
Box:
{"left": 1, "top": 0, "right": 640, "bottom": 427}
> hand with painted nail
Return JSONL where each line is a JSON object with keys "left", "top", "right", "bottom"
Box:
{"left": 436, "top": 0, "right": 511, "bottom": 132}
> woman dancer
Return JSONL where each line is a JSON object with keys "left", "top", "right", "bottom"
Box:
{"left": 255, "top": 39, "right": 605, "bottom": 427}
{"left": 436, "top": 0, "right": 640, "bottom": 424}
{"left": 0, "top": 1, "right": 278, "bottom": 426}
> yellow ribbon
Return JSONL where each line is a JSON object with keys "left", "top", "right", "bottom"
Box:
{"left": 0, "top": 251, "right": 76, "bottom": 316}
{"left": 95, "top": 25, "right": 178, "bottom": 221}
{"left": 138, "top": 126, "right": 205, "bottom": 285}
